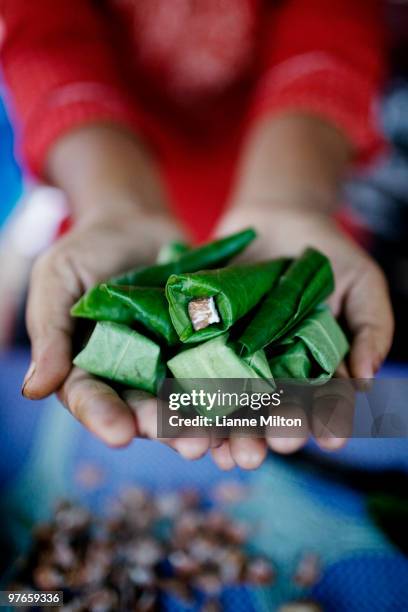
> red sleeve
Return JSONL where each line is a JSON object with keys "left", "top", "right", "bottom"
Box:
{"left": 0, "top": 0, "right": 146, "bottom": 177}
{"left": 250, "top": 0, "right": 388, "bottom": 157}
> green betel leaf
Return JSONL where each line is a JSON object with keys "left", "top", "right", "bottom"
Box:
{"left": 102, "top": 284, "right": 178, "bottom": 345}
{"left": 268, "top": 307, "right": 349, "bottom": 381}
{"left": 156, "top": 241, "right": 190, "bottom": 264}
{"left": 71, "top": 228, "right": 256, "bottom": 317}
{"left": 167, "top": 334, "right": 272, "bottom": 379}
{"left": 71, "top": 284, "right": 134, "bottom": 325}
{"left": 112, "top": 227, "right": 257, "bottom": 286}
{"left": 242, "top": 348, "right": 273, "bottom": 379}
{"left": 167, "top": 335, "right": 273, "bottom": 418}
{"left": 269, "top": 342, "right": 313, "bottom": 379}
{"left": 71, "top": 284, "right": 178, "bottom": 345}
{"left": 239, "top": 248, "right": 334, "bottom": 355}
{"left": 166, "top": 259, "right": 288, "bottom": 343}
{"left": 73, "top": 322, "right": 164, "bottom": 394}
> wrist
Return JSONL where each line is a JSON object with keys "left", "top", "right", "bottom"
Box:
{"left": 228, "top": 188, "right": 338, "bottom": 222}
{"left": 230, "top": 113, "right": 350, "bottom": 220}
{"left": 73, "top": 190, "right": 158, "bottom": 226}
{"left": 72, "top": 204, "right": 184, "bottom": 268}
{"left": 217, "top": 203, "right": 353, "bottom": 260}
{"left": 46, "top": 124, "right": 168, "bottom": 221}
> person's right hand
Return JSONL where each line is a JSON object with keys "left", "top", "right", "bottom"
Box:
{"left": 20, "top": 209, "right": 168, "bottom": 439}
{"left": 22, "top": 206, "right": 213, "bottom": 459}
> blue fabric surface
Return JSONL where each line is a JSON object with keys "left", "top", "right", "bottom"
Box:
{"left": 1, "top": 350, "right": 408, "bottom": 610}
{"left": 312, "top": 553, "right": 408, "bottom": 612}
{"left": 226, "top": 458, "right": 406, "bottom": 611}
{"left": 0, "top": 351, "right": 38, "bottom": 488}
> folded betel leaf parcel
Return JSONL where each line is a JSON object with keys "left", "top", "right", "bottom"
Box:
{"left": 71, "top": 283, "right": 134, "bottom": 325}
{"left": 167, "top": 334, "right": 273, "bottom": 380}
{"left": 102, "top": 285, "right": 178, "bottom": 345}
{"left": 268, "top": 307, "right": 349, "bottom": 381}
{"left": 71, "top": 284, "right": 178, "bottom": 345}
{"left": 167, "top": 335, "right": 273, "bottom": 418}
{"left": 112, "top": 227, "right": 257, "bottom": 286}
{"left": 239, "top": 248, "right": 335, "bottom": 355}
{"left": 166, "top": 259, "right": 288, "bottom": 343}
{"left": 73, "top": 322, "right": 164, "bottom": 394}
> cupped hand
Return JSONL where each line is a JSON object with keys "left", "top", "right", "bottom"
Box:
{"left": 208, "top": 206, "right": 394, "bottom": 469}
{"left": 21, "top": 207, "right": 210, "bottom": 454}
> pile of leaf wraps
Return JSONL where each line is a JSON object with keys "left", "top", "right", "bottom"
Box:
{"left": 72, "top": 229, "right": 348, "bottom": 408}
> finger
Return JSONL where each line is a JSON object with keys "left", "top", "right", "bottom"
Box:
{"left": 229, "top": 437, "right": 268, "bottom": 470}
{"left": 211, "top": 440, "right": 236, "bottom": 471}
{"left": 123, "top": 390, "right": 161, "bottom": 439}
{"left": 335, "top": 361, "right": 350, "bottom": 379}
{"left": 23, "top": 250, "right": 83, "bottom": 399}
{"left": 172, "top": 437, "right": 210, "bottom": 460}
{"left": 345, "top": 264, "right": 394, "bottom": 379}
{"left": 350, "top": 326, "right": 390, "bottom": 379}
{"left": 336, "top": 361, "right": 368, "bottom": 393}
{"left": 58, "top": 368, "right": 137, "bottom": 447}
{"left": 124, "top": 390, "right": 210, "bottom": 460}
{"left": 267, "top": 436, "right": 308, "bottom": 454}
{"left": 266, "top": 403, "right": 308, "bottom": 454}
{"left": 209, "top": 434, "right": 224, "bottom": 449}
{"left": 311, "top": 379, "right": 355, "bottom": 451}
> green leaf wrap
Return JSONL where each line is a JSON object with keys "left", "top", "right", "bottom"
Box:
{"left": 167, "top": 335, "right": 273, "bottom": 418}
{"left": 71, "top": 284, "right": 177, "bottom": 345}
{"left": 167, "top": 334, "right": 272, "bottom": 380}
{"left": 166, "top": 259, "right": 288, "bottom": 343}
{"left": 71, "top": 284, "right": 178, "bottom": 344}
{"left": 103, "top": 285, "right": 178, "bottom": 345}
{"left": 268, "top": 307, "right": 349, "bottom": 381}
{"left": 113, "top": 227, "right": 256, "bottom": 286}
{"left": 71, "top": 284, "right": 134, "bottom": 325}
{"left": 242, "top": 348, "right": 274, "bottom": 379}
{"left": 239, "top": 248, "right": 334, "bottom": 354}
{"left": 73, "top": 322, "right": 164, "bottom": 394}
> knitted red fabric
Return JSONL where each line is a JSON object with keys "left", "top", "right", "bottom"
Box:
{"left": 0, "top": 0, "right": 387, "bottom": 240}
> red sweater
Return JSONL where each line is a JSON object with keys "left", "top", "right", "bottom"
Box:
{"left": 0, "top": 0, "right": 386, "bottom": 240}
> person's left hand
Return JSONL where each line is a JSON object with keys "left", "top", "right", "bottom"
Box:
{"left": 207, "top": 205, "right": 394, "bottom": 470}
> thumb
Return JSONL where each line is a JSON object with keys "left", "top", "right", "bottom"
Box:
{"left": 22, "top": 251, "right": 81, "bottom": 398}
{"left": 345, "top": 263, "right": 394, "bottom": 379}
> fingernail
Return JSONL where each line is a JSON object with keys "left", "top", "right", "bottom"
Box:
{"left": 358, "top": 361, "right": 374, "bottom": 381}
{"left": 22, "top": 362, "right": 36, "bottom": 397}
{"left": 318, "top": 435, "right": 347, "bottom": 451}
{"left": 173, "top": 439, "right": 205, "bottom": 459}
{"left": 235, "top": 449, "right": 263, "bottom": 469}
{"left": 268, "top": 437, "right": 305, "bottom": 454}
